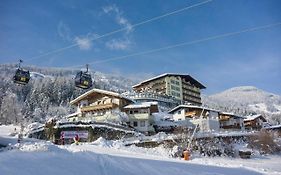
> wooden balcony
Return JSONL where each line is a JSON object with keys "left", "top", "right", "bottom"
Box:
{"left": 220, "top": 125, "right": 242, "bottom": 129}
{"left": 185, "top": 111, "right": 196, "bottom": 117}
{"left": 81, "top": 103, "right": 118, "bottom": 112}
{"left": 219, "top": 116, "right": 230, "bottom": 121}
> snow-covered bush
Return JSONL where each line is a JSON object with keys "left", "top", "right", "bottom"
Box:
{"left": 248, "top": 130, "right": 281, "bottom": 154}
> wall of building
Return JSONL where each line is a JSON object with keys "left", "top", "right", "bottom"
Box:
{"left": 181, "top": 79, "right": 202, "bottom": 105}
{"left": 172, "top": 108, "right": 186, "bottom": 121}
{"left": 244, "top": 118, "right": 264, "bottom": 130}
{"left": 127, "top": 120, "right": 154, "bottom": 132}
{"left": 192, "top": 118, "right": 220, "bottom": 132}
{"left": 220, "top": 117, "right": 245, "bottom": 131}
{"left": 165, "top": 76, "right": 183, "bottom": 102}
{"left": 124, "top": 107, "right": 155, "bottom": 132}
{"left": 133, "top": 75, "right": 203, "bottom": 105}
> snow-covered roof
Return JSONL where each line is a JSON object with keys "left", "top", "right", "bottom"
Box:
{"left": 70, "top": 88, "right": 133, "bottom": 105}
{"left": 265, "top": 124, "right": 281, "bottom": 130}
{"left": 123, "top": 102, "right": 158, "bottom": 109}
{"left": 219, "top": 112, "right": 245, "bottom": 119}
{"left": 168, "top": 105, "right": 219, "bottom": 114}
{"left": 66, "top": 112, "right": 81, "bottom": 118}
{"left": 132, "top": 73, "right": 206, "bottom": 89}
{"left": 244, "top": 114, "right": 266, "bottom": 122}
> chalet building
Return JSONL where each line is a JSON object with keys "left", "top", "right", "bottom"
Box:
{"left": 69, "top": 89, "right": 133, "bottom": 122}
{"left": 244, "top": 114, "right": 267, "bottom": 130}
{"left": 122, "top": 102, "right": 159, "bottom": 133}
{"left": 169, "top": 105, "right": 220, "bottom": 132}
{"left": 219, "top": 112, "right": 245, "bottom": 131}
{"left": 132, "top": 73, "right": 206, "bottom": 105}
{"left": 68, "top": 88, "right": 159, "bottom": 133}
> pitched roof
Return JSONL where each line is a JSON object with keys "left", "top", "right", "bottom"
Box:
{"left": 219, "top": 112, "right": 245, "bottom": 119}
{"left": 244, "top": 114, "right": 267, "bottom": 122}
{"left": 132, "top": 73, "right": 206, "bottom": 89}
{"left": 168, "top": 105, "right": 219, "bottom": 114}
{"left": 123, "top": 102, "right": 158, "bottom": 109}
{"left": 70, "top": 88, "right": 133, "bottom": 105}
{"left": 265, "top": 124, "right": 281, "bottom": 130}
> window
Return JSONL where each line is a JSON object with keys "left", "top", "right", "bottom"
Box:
{"left": 129, "top": 110, "right": 133, "bottom": 114}
{"left": 140, "top": 121, "right": 145, "bottom": 127}
{"left": 140, "top": 109, "right": 148, "bottom": 113}
{"left": 133, "top": 121, "right": 138, "bottom": 127}
{"left": 171, "top": 85, "right": 180, "bottom": 91}
{"left": 177, "top": 110, "right": 181, "bottom": 114}
{"left": 171, "top": 79, "right": 180, "bottom": 85}
{"left": 171, "top": 91, "right": 181, "bottom": 97}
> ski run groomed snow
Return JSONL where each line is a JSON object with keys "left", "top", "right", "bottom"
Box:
{"left": 1, "top": 126, "right": 281, "bottom": 175}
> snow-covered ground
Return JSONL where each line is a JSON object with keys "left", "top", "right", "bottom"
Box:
{"left": 0, "top": 125, "right": 20, "bottom": 146}
{"left": 1, "top": 125, "right": 281, "bottom": 175}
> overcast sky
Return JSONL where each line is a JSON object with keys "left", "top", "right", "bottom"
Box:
{"left": 0, "top": 0, "right": 280, "bottom": 95}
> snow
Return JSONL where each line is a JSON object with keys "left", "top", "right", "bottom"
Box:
{"left": 191, "top": 155, "right": 281, "bottom": 175}
{"left": 249, "top": 103, "right": 268, "bottom": 112}
{"left": 1, "top": 125, "right": 281, "bottom": 175}
{"left": 195, "top": 130, "right": 256, "bottom": 138}
{"left": 123, "top": 102, "right": 158, "bottom": 109}
{"left": 204, "top": 86, "right": 281, "bottom": 119}
{"left": 169, "top": 104, "right": 220, "bottom": 114}
{"left": 0, "top": 140, "right": 270, "bottom": 175}
{"left": 265, "top": 124, "right": 281, "bottom": 130}
{"left": 274, "top": 104, "right": 281, "bottom": 112}
{"left": 0, "top": 125, "right": 20, "bottom": 137}
{"left": 244, "top": 114, "right": 263, "bottom": 121}
{"left": 70, "top": 88, "right": 133, "bottom": 105}
{"left": 0, "top": 125, "right": 20, "bottom": 146}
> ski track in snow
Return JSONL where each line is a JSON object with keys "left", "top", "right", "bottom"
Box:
{"left": 0, "top": 141, "right": 275, "bottom": 175}
{"left": 0, "top": 144, "right": 263, "bottom": 175}
{"left": 1, "top": 125, "right": 280, "bottom": 175}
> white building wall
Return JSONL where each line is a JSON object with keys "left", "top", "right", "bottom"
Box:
{"left": 172, "top": 109, "right": 186, "bottom": 121}
{"left": 192, "top": 118, "right": 220, "bottom": 132}
{"left": 130, "top": 120, "right": 151, "bottom": 132}
{"left": 208, "top": 111, "right": 219, "bottom": 119}
{"left": 206, "top": 119, "right": 220, "bottom": 132}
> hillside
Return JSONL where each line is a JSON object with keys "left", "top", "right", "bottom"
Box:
{"left": 0, "top": 64, "right": 136, "bottom": 124}
{"left": 202, "top": 86, "right": 281, "bottom": 123}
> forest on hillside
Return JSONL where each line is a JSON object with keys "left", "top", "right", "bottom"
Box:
{"left": 0, "top": 64, "right": 134, "bottom": 125}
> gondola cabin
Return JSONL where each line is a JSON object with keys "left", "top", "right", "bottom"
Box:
{"left": 13, "top": 68, "right": 30, "bottom": 85}
{"left": 75, "top": 71, "right": 92, "bottom": 89}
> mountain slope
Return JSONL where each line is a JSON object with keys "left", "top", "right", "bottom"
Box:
{"left": 0, "top": 64, "right": 136, "bottom": 124}
{"left": 202, "top": 86, "right": 281, "bottom": 123}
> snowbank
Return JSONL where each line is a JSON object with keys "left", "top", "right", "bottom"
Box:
{"left": 0, "top": 141, "right": 263, "bottom": 175}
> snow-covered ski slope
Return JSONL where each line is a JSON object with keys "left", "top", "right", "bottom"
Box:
{"left": 1, "top": 125, "right": 281, "bottom": 175}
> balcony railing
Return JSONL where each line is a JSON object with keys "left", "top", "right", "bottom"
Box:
{"left": 124, "top": 92, "right": 181, "bottom": 104}
{"left": 81, "top": 103, "right": 118, "bottom": 112}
